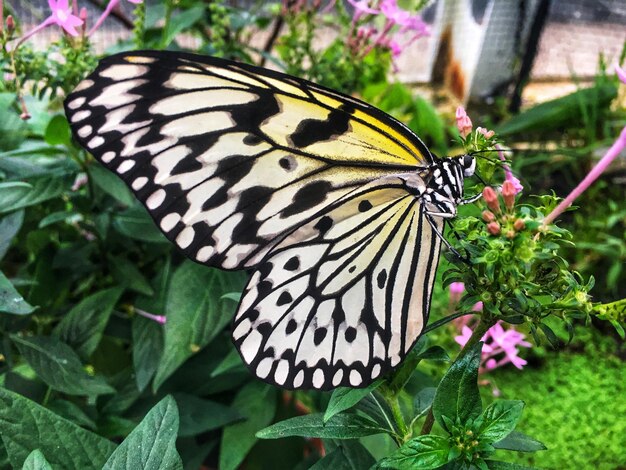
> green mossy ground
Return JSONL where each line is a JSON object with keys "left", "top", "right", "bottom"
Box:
{"left": 490, "top": 326, "right": 625, "bottom": 469}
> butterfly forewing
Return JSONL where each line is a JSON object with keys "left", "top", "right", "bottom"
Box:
{"left": 64, "top": 51, "right": 432, "bottom": 270}
{"left": 64, "top": 50, "right": 452, "bottom": 390}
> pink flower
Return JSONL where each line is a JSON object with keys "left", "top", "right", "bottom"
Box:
{"left": 89, "top": 0, "right": 143, "bottom": 36}
{"left": 615, "top": 61, "right": 626, "bottom": 84}
{"left": 496, "top": 145, "right": 523, "bottom": 194}
{"left": 455, "top": 321, "right": 532, "bottom": 374}
{"left": 449, "top": 282, "right": 465, "bottom": 295}
{"left": 449, "top": 281, "right": 465, "bottom": 307}
{"left": 456, "top": 106, "right": 473, "bottom": 138}
{"left": 388, "top": 39, "right": 402, "bottom": 57}
{"left": 381, "top": 0, "right": 411, "bottom": 25}
{"left": 48, "top": 0, "right": 83, "bottom": 35}
{"left": 136, "top": 308, "right": 167, "bottom": 325}
{"left": 13, "top": 0, "right": 83, "bottom": 47}
{"left": 476, "top": 127, "right": 495, "bottom": 139}
{"left": 347, "top": 0, "right": 379, "bottom": 16}
{"left": 472, "top": 301, "right": 483, "bottom": 312}
{"left": 454, "top": 325, "right": 474, "bottom": 346}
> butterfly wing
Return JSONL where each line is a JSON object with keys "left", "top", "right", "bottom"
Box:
{"left": 233, "top": 176, "right": 443, "bottom": 390}
{"left": 64, "top": 50, "right": 433, "bottom": 269}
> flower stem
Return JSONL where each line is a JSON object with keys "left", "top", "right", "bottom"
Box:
{"left": 420, "top": 317, "right": 495, "bottom": 435}
{"left": 543, "top": 126, "right": 626, "bottom": 226}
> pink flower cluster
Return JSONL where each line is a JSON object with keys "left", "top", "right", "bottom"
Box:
{"left": 455, "top": 106, "right": 523, "bottom": 194}
{"left": 11, "top": 0, "right": 142, "bottom": 48}
{"left": 455, "top": 321, "right": 531, "bottom": 372}
{"left": 449, "top": 283, "right": 531, "bottom": 376}
{"left": 347, "top": 0, "right": 429, "bottom": 67}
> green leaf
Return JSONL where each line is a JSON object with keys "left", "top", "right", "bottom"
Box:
{"left": 44, "top": 114, "right": 71, "bottom": 146}
{"left": 310, "top": 448, "right": 352, "bottom": 470}
{"left": 112, "top": 205, "right": 168, "bottom": 243}
{"left": 417, "top": 346, "right": 450, "bottom": 362}
{"left": 21, "top": 449, "right": 53, "bottom": 470}
{"left": 103, "top": 395, "right": 182, "bottom": 470}
{"left": 175, "top": 393, "right": 242, "bottom": 437}
{"left": 257, "top": 413, "right": 388, "bottom": 439}
{"left": 496, "top": 83, "right": 617, "bottom": 136}
{"left": 47, "top": 399, "right": 96, "bottom": 430}
{"left": 324, "top": 379, "right": 383, "bottom": 423}
{"left": 413, "top": 387, "right": 437, "bottom": 416}
{"left": 378, "top": 435, "right": 450, "bottom": 469}
{"left": 153, "top": 263, "right": 245, "bottom": 390}
{"left": 0, "top": 387, "right": 115, "bottom": 469}
{"left": 492, "top": 431, "right": 547, "bottom": 453}
{"left": 0, "top": 270, "right": 35, "bottom": 315}
{"left": 310, "top": 440, "right": 376, "bottom": 470}
{"left": 485, "top": 460, "right": 539, "bottom": 470}
{"left": 133, "top": 261, "right": 170, "bottom": 391}
{"left": 0, "top": 210, "right": 24, "bottom": 260}
{"left": 432, "top": 342, "right": 483, "bottom": 431}
{"left": 109, "top": 255, "right": 154, "bottom": 296}
{"left": 161, "top": 6, "right": 205, "bottom": 47}
{"left": 11, "top": 335, "right": 115, "bottom": 396}
{"left": 89, "top": 163, "right": 136, "bottom": 207}
{"left": 479, "top": 400, "right": 525, "bottom": 443}
{"left": 219, "top": 382, "right": 277, "bottom": 470}
{"left": 132, "top": 316, "right": 164, "bottom": 392}
{"left": 54, "top": 287, "right": 123, "bottom": 359}
{"left": 210, "top": 347, "right": 244, "bottom": 377}
{"left": 0, "top": 176, "right": 69, "bottom": 213}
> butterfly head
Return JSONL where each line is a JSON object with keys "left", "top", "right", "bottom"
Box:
{"left": 460, "top": 154, "right": 476, "bottom": 178}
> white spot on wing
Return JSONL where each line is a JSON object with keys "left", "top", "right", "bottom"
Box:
{"left": 71, "top": 110, "right": 91, "bottom": 123}
{"left": 176, "top": 226, "right": 195, "bottom": 249}
{"left": 274, "top": 360, "right": 289, "bottom": 385}
{"left": 256, "top": 357, "right": 273, "bottom": 379}
{"left": 196, "top": 245, "right": 215, "bottom": 263}
{"left": 371, "top": 364, "right": 381, "bottom": 379}
{"left": 232, "top": 318, "right": 252, "bottom": 340}
{"left": 150, "top": 89, "right": 256, "bottom": 115}
{"left": 68, "top": 96, "right": 86, "bottom": 109}
{"left": 240, "top": 329, "right": 264, "bottom": 363}
{"left": 160, "top": 213, "right": 181, "bottom": 232}
{"left": 146, "top": 189, "right": 166, "bottom": 209}
{"left": 117, "top": 159, "right": 135, "bottom": 174}
{"left": 312, "top": 369, "right": 325, "bottom": 389}
{"left": 132, "top": 176, "right": 148, "bottom": 190}
{"left": 332, "top": 369, "right": 343, "bottom": 387}
{"left": 73, "top": 79, "right": 94, "bottom": 92}
{"left": 161, "top": 111, "right": 233, "bottom": 138}
{"left": 77, "top": 125, "right": 92, "bottom": 137}
{"left": 87, "top": 136, "right": 105, "bottom": 149}
{"left": 349, "top": 370, "right": 362, "bottom": 386}
{"left": 99, "top": 64, "right": 148, "bottom": 80}
{"left": 101, "top": 151, "right": 116, "bottom": 163}
{"left": 293, "top": 370, "right": 304, "bottom": 388}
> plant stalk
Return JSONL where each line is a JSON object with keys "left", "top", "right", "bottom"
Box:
{"left": 419, "top": 317, "right": 496, "bottom": 435}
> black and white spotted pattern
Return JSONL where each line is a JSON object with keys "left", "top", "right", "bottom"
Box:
{"left": 64, "top": 50, "right": 475, "bottom": 390}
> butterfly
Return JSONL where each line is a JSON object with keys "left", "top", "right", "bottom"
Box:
{"left": 64, "top": 50, "right": 477, "bottom": 391}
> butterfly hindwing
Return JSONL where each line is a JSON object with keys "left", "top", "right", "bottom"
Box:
{"left": 233, "top": 177, "right": 443, "bottom": 390}
{"left": 64, "top": 50, "right": 432, "bottom": 270}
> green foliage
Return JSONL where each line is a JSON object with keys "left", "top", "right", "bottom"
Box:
{"left": 0, "top": 1, "right": 623, "bottom": 469}
{"left": 491, "top": 327, "right": 625, "bottom": 468}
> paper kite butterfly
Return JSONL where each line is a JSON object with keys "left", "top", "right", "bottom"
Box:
{"left": 64, "top": 50, "right": 477, "bottom": 391}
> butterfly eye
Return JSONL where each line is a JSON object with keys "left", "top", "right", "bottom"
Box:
{"left": 462, "top": 155, "right": 476, "bottom": 177}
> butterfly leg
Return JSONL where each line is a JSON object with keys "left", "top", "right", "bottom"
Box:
{"left": 423, "top": 211, "right": 469, "bottom": 263}
{"left": 460, "top": 192, "right": 483, "bottom": 205}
